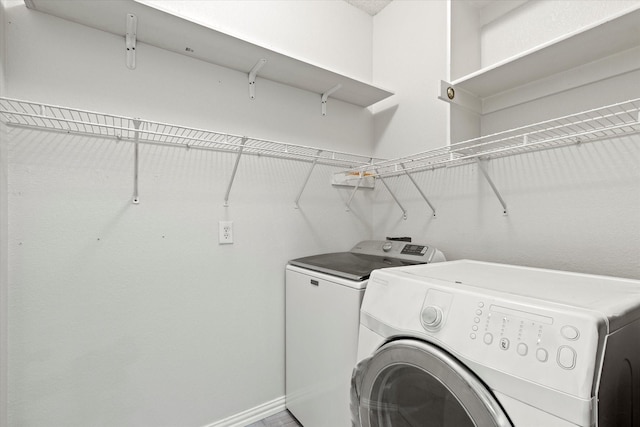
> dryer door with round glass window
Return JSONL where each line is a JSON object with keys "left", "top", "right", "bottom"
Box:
{"left": 351, "top": 339, "right": 512, "bottom": 427}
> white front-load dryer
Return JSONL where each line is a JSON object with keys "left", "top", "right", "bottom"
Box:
{"left": 351, "top": 260, "right": 640, "bottom": 427}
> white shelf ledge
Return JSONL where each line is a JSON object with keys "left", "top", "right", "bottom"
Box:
{"left": 442, "top": 6, "right": 640, "bottom": 114}
{"left": 24, "top": 0, "right": 393, "bottom": 108}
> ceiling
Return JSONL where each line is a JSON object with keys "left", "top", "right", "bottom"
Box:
{"left": 344, "top": 0, "right": 393, "bottom": 16}
{"left": 344, "top": 1, "right": 518, "bottom": 16}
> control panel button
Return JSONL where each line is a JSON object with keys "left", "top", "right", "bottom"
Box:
{"left": 499, "top": 338, "right": 510, "bottom": 350}
{"left": 536, "top": 348, "right": 548, "bottom": 362}
{"left": 470, "top": 333, "right": 476, "bottom": 339}
{"left": 475, "top": 309, "right": 482, "bottom": 315}
{"left": 421, "top": 306, "right": 443, "bottom": 330}
{"left": 382, "top": 242, "right": 393, "bottom": 252}
{"left": 557, "top": 346, "right": 577, "bottom": 369}
{"left": 561, "top": 325, "right": 580, "bottom": 341}
{"left": 517, "top": 343, "right": 528, "bottom": 356}
{"left": 483, "top": 333, "right": 494, "bottom": 345}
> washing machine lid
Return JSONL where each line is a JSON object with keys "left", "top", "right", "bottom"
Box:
{"left": 289, "top": 240, "right": 442, "bottom": 281}
{"left": 351, "top": 339, "right": 512, "bottom": 427}
{"left": 289, "top": 252, "right": 420, "bottom": 281}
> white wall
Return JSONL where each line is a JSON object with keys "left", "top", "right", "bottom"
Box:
{"left": 371, "top": 0, "right": 448, "bottom": 159}
{"left": 372, "top": 0, "right": 640, "bottom": 280}
{"left": 3, "top": 1, "right": 374, "bottom": 426}
{"left": 1, "top": 0, "right": 9, "bottom": 425}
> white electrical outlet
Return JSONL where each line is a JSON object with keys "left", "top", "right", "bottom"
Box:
{"left": 219, "top": 221, "right": 233, "bottom": 244}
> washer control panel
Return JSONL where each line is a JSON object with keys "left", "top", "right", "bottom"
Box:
{"left": 350, "top": 240, "right": 445, "bottom": 263}
{"left": 400, "top": 244, "right": 429, "bottom": 256}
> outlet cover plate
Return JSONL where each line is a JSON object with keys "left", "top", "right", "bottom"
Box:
{"left": 219, "top": 221, "right": 233, "bottom": 244}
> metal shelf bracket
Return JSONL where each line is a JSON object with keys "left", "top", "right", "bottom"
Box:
{"left": 477, "top": 159, "right": 507, "bottom": 215}
{"left": 438, "top": 80, "right": 481, "bottom": 115}
{"left": 248, "top": 59, "right": 267, "bottom": 99}
{"left": 294, "top": 150, "right": 322, "bottom": 209}
{"left": 400, "top": 163, "right": 436, "bottom": 217}
{"left": 376, "top": 170, "right": 407, "bottom": 220}
{"left": 321, "top": 84, "right": 342, "bottom": 116}
{"left": 345, "top": 172, "right": 363, "bottom": 212}
{"left": 132, "top": 119, "right": 142, "bottom": 204}
{"left": 125, "top": 14, "right": 137, "bottom": 70}
{"left": 224, "top": 137, "right": 247, "bottom": 206}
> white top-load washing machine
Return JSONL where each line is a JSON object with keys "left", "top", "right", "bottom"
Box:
{"left": 351, "top": 260, "right": 640, "bottom": 427}
{"left": 286, "top": 240, "right": 445, "bottom": 427}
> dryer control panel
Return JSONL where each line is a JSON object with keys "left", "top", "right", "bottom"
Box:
{"left": 416, "top": 283, "right": 603, "bottom": 400}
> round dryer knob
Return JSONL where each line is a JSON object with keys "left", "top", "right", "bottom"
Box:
{"left": 382, "top": 242, "right": 393, "bottom": 252}
{"left": 421, "top": 306, "right": 443, "bottom": 330}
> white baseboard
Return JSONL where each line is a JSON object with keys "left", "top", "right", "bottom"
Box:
{"left": 203, "top": 396, "right": 286, "bottom": 427}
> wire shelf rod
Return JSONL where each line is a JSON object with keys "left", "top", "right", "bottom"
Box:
{"left": 224, "top": 137, "right": 247, "bottom": 207}
{"left": 342, "top": 98, "right": 640, "bottom": 177}
{"left": 441, "top": 98, "right": 640, "bottom": 148}
{"left": 345, "top": 148, "right": 452, "bottom": 175}
{"left": 378, "top": 120, "right": 640, "bottom": 178}
{"left": 294, "top": 150, "right": 322, "bottom": 209}
{"left": 376, "top": 170, "right": 408, "bottom": 220}
{"left": 371, "top": 118, "right": 640, "bottom": 179}
{"left": 0, "top": 97, "right": 378, "bottom": 168}
{"left": 4, "top": 118, "right": 370, "bottom": 170}
{"left": 400, "top": 163, "right": 436, "bottom": 217}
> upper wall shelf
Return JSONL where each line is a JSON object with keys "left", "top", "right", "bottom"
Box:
{"left": 442, "top": 6, "right": 640, "bottom": 114}
{"left": 23, "top": 0, "right": 393, "bottom": 108}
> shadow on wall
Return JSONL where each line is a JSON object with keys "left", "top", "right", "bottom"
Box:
{"left": 372, "top": 104, "right": 399, "bottom": 156}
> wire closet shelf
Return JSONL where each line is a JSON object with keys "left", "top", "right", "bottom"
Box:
{"left": 0, "top": 97, "right": 378, "bottom": 169}
{"left": 345, "top": 98, "right": 640, "bottom": 178}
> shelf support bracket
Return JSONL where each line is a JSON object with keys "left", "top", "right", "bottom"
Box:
{"left": 376, "top": 170, "right": 407, "bottom": 220}
{"left": 400, "top": 163, "right": 436, "bottom": 217}
{"left": 248, "top": 59, "right": 267, "bottom": 99}
{"left": 224, "top": 137, "right": 247, "bottom": 206}
{"left": 321, "top": 84, "right": 342, "bottom": 116}
{"left": 477, "top": 159, "right": 507, "bottom": 215}
{"left": 345, "top": 172, "right": 362, "bottom": 212}
{"left": 438, "top": 80, "right": 481, "bottom": 115}
{"left": 125, "top": 14, "right": 137, "bottom": 70}
{"left": 132, "top": 119, "right": 142, "bottom": 204}
{"left": 294, "top": 150, "right": 322, "bottom": 209}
